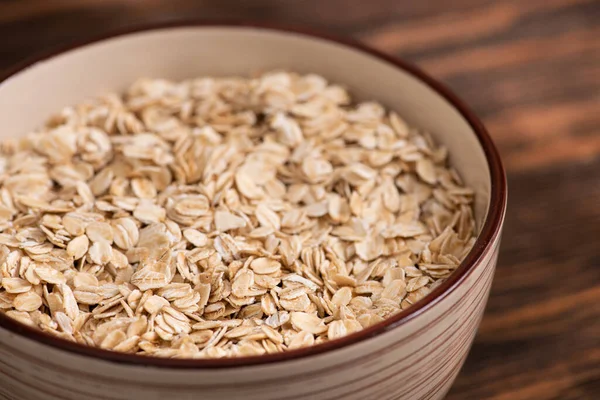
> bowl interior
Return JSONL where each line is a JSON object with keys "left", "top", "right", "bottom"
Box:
{"left": 0, "top": 26, "right": 491, "bottom": 227}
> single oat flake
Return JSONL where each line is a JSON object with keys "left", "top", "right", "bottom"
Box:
{"left": 0, "top": 71, "right": 476, "bottom": 358}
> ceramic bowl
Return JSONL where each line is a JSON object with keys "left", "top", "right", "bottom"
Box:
{"left": 0, "top": 23, "right": 507, "bottom": 400}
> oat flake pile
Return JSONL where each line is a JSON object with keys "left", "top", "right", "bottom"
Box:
{"left": 0, "top": 72, "right": 476, "bottom": 358}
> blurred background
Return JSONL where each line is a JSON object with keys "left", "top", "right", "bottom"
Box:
{"left": 1, "top": 1, "right": 599, "bottom": 399}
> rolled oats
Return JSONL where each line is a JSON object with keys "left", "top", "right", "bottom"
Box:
{"left": 0, "top": 71, "right": 476, "bottom": 358}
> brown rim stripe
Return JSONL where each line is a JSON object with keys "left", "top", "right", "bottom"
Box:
{"left": 325, "top": 266, "right": 493, "bottom": 400}
{"left": 0, "top": 250, "right": 495, "bottom": 399}
{"left": 0, "top": 21, "right": 507, "bottom": 369}
{"left": 285, "top": 254, "right": 496, "bottom": 400}
{"left": 0, "top": 245, "right": 499, "bottom": 393}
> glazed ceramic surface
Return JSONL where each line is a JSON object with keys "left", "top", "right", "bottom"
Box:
{"left": 0, "top": 24, "right": 507, "bottom": 400}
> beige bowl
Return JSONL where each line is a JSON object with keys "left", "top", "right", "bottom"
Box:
{"left": 0, "top": 23, "right": 507, "bottom": 400}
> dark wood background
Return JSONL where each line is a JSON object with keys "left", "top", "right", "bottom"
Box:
{"left": 1, "top": 1, "right": 599, "bottom": 399}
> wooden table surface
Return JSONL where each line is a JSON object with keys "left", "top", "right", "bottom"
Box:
{"left": 1, "top": 1, "right": 599, "bottom": 399}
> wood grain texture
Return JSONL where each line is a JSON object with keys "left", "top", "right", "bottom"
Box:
{"left": 0, "top": 1, "right": 598, "bottom": 399}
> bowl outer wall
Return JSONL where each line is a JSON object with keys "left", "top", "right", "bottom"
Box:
{"left": 0, "top": 21, "right": 507, "bottom": 400}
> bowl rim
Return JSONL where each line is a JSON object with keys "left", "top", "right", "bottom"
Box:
{"left": 0, "top": 20, "right": 507, "bottom": 369}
